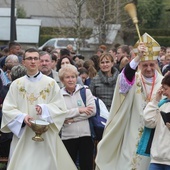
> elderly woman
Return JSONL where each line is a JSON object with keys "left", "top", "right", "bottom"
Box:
{"left": 58, "top": 64, "right": 96, "bottom": 170}
{"left": 4, "top": 54, "right": 19, "bottom": 85}
{"left": 89, "top": 53, "right": 119, "bottom": 111}
{"left": 57, "top": 55, "right": 83, "bottom": 85}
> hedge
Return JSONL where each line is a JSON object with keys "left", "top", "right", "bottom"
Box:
{"left": 39, "top": 27, "right": 170, "bottom": 47}
{"left": 140, "top": 29, "right": 170, "bottom": 37}
{"left": 134, "top": 36, "right": 170, "bottom": 47}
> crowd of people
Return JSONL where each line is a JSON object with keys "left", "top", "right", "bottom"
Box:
{"left": 0, "top": 33, "right": 170, "bottom": 170}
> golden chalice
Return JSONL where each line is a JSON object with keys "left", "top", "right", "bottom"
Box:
{"left": 30, "top": 120, "right": 49, "bottom": 142}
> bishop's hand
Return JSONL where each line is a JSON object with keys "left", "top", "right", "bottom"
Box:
{"left": 137, "top": 42, "right": 147, "bottom": 59}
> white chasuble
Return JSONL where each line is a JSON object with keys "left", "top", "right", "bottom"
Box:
{"left": 1, "top": 74, "right": 77, "bottom": 170}
{"left": 95, "top": 71, "right": 163, "bottom": 170}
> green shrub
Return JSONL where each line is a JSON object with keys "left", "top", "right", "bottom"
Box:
{"left": 134, "top": 36, "right": 170, "bottom": 47}
{"left": 154, "top": 36, "right": 170, "bottom": 47}
{"left": 140, "top": 29, "right": 170, "bottom": 36}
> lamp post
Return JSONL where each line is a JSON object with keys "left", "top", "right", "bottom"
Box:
{"left": 10, "top": 0, "right": 16, "bottom": 41}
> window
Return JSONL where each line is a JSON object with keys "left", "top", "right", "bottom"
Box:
{"left": 57, "top": 40, "right": 75, "bottom": 47}
{"left": 45, "top": 40, "right": 56, "bottom": 46}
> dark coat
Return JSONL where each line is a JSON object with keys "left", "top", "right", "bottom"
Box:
{"left": 89, "top": 67, "right": 119, "bottom": 111}
{"left": 0, "top": 84, "right": 12, "bottom": 157}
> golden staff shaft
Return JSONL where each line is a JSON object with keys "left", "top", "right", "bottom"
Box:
{"left": 135, "top": 24, "right": 142, "bottom": 42}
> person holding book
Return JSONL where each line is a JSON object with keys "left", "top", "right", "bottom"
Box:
{"left": 143, "top": 73, "right": 170, "bottom": 170}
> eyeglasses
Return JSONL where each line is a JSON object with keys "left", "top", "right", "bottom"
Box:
{"left": 24, "top": 57, "right": 39, "bottom": 61}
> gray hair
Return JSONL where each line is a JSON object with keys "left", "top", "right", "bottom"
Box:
{"left": 58, "top": 64, "right": 79, "bottom": 81}
{"left": 39, "top": 51, "right": 52, "bottom": 61}
{"left": 5, "top": 54, "right": 19, "bottom": 70}
{"left": 5, "top": 54, "right": 19, "bottom": 63}
{"left": 11, "top": 65, "right": 27, "bottom": 81}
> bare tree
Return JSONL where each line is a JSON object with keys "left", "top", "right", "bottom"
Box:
{"left": 43, "top": 0, "right": 135, "bottom": 49}
{"left": 75, "top": 0, "right": 86, "bottom": 52}
{"left": 46, "top": 0, "right": 90, "bottom": 53}
{"left": 86, "top": 0, "right": 115, "bottom": 44}
{"left": 86, "top": 0, "right": 137, "bottom": 45}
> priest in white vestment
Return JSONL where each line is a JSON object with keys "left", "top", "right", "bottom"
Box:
{"left": 1, "top": 48, "right": 77, "bottom": 170}
{"left": 95, "top": 33, "right": 163, "bottom": 170}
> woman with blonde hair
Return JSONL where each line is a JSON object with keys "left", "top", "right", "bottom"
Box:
{"left": 59, "top": 64, "right": 96, "bottom": 170}
{"left": 89, "top": 53, "right": 119, "bottom": 111}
